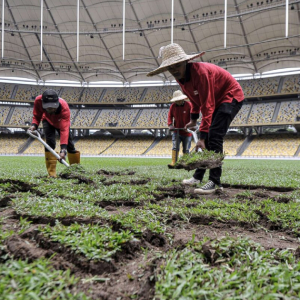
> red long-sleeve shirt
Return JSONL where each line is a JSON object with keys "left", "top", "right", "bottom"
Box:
{"left": 177, "top": 62, "right": 244, "bottom": 135}
{"left": 167, "top": 101, "right": 192, "bottom": 137}
{"left": 32, "top": 95, "right": 70, "bottom": 145}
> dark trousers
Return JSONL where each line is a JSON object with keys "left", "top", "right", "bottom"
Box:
{"left": 193, "top": 99, "right": 243, "bottom": 185}
{"left": 42, "top": 120, "right": 76, "bottom": 153}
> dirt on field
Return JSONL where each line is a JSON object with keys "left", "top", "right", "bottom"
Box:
{"left": 1, "top": 170, "right": 300, "bottom": 300}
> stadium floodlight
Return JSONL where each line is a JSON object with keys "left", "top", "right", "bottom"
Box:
{"left": 224, "top": 0, "right": 227, "bottom": 49}
{"left": 2, "top": 0, "right": 4, "bottom": 58}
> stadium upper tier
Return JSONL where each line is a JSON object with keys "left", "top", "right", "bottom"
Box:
{"left": 2, "top": 99, "right": 300, "bottom": 129}
{"left": 0, "top": 74, "right": 299, "bottom": 104}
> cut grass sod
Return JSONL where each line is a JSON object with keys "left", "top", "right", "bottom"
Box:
{"left": 155, "top": 236, "right": 300, "bottom": 300}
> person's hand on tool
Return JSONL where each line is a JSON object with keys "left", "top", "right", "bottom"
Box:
{"left": 185, "top": 120, "right": 197, "bottom": 130}
{"left": 169, "top": 125, "right": 175, "bottom": 131}
{"left": 28, "top": 125, "right": 37, "bottom": 132}
{"left": 196, "top": 139, "right": 206, "bottom": 151}
{"left": 59, "top": 149, "right": 67, "bottom": 162}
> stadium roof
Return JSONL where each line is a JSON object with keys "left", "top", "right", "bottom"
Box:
{"left": 1, "top": 0, "right": 300, "bottom": 85}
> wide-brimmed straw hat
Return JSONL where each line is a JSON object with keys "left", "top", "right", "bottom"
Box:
{"left": 170, "top": 90, "right": 189, "bottom": 102}
{"left": 147, "top": 43, "right": 205, "bottom": 77}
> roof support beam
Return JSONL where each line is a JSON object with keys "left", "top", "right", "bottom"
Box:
{"left": 127, "top": 0, "right": 168, "bottom": 80}
{"left": 233, "top": 0, "right": 258, "bottom": 73}
{"left": 5, "top": 0, "right": 41, "bottom": 80}
{"left": 43, "top": 0, "right": 84, "bottom": 81}
{"left": 34, "top": 33, "right": 55, "bottom": 71}
{"left": 178, "top": 0, "right": 204, "bottom": 62}
{"left": 81, "top": 0, "right": 127, "bottom": 82}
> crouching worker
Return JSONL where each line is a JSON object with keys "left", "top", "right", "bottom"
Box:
{"left": 167, "top": 90, "right": 192, "bottom": 168}
{"left": 28, "top": 89, "right": 80, "bottom": 177}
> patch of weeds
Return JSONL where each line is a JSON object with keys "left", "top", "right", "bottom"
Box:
{"left": 155, "top": 236, "right": 300, "bottom": 299}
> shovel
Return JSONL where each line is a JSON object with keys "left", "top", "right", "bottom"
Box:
{"left": 185, "top": 127, "right": 202, "bottom": 152}
{"left": 27, "top": 129, "right": 70, "bottom": 167}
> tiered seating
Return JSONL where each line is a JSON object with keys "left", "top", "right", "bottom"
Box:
{"left": 237, "top": 80, "right": 254, "bottom": 97}
{"left": 15, "top": 85, "right": 60, "bottom": 101}
{"left": 81, "top": 88, "right": 104, "bottom": 103}
{"left": 276, "top": 101, "right": 300, "bottom": 123}
{"left": 74, "top": 136, "right": 115, "bottom": 155}
{"left": 0, "top": 134, "right": 27, "bottom": 154}
{"left": 9, "top": 107, "right": 33, "bottom": 126}
{"left": 145, "top": 136, "right": 196, "bottom": 156}
{"left": 103, "top": 137, "right": 154, "bottom": 155}
{"left": 247, "top": 102, "right": 276, "bottom": 124}
{"left": 60, "top": 87, "right": 83, "bottom": 102}
{"left": 94, "top": 109, "right": 138, "bottom": 127}
{"left": 0, "top": 105, "right": 10, "bottom": 125}
{"left": 142, "top": 86, "right": 179, "bottom": 103}
{"left": 70, "top": 109, "right": 78, "bottom": 125}
{"left": 0, "top": 83, "right": 14, "bottom": 99}
{"left": 101, "top": 88, "right": 144, "bottom": 104}
{"left": 229, "top": 104, "right": 251, "bottom": 126}
{"left": 24, "top": 137, "right": 60, "bottom": 155}
{"left": 251, "top": 77, "right": 280, "bottom": 96}
{"left": 72, "top": 109, "right": 98, "bottom": 127}
{"left": 281, "top": 75, "right": 300, "bottom": 94}
{"left": 223, "top": 135, "right": 245, "bottom": 156}
{"left": 242, "top": 134, "right": 300, "bottom": 156}
{"left": 135, "top": 109, "right": 168, "bottom": 127}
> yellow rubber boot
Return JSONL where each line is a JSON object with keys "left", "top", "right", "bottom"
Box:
{"left": 45, "top": 152, "right": 57, "bottom": 177}
{"left": 68, "top": 151, "right": 80, "bottom": 165}
{"left": 168, "top": 150, "right": 178, "bottom": 169}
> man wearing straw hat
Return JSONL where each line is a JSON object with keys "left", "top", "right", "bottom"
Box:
{"left": 167, "top": 90, "right": 192, "bottom": 168}
{"left": 147, "top": 43, "right": 244, "bottom": 194}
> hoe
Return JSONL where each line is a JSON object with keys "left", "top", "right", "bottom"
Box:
{"left": 27, "top": 129, "right": 70, "bottom": 167}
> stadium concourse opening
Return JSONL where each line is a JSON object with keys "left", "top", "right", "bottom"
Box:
{"left": 1, "top": 0, "right": 300, "bottom": 299}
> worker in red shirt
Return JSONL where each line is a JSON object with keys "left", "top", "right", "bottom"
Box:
{"left": 167, "top": 90, "right": 192, "bottom": 168}
{"left": 28, "top": 89, "right": 80, "bottom": 177}
{"left": 147, "top": 43, "right": 244, "bottom": 194}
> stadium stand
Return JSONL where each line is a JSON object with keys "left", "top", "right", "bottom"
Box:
{"left": 101, "top": 87, "right": 144, "bottom": 103}
{"left": 0, "top": 83, "right": 14, "bottom": 99}
{"left": 135, "top": 108, "right": 168, "bottom": 127}
{"left": 24, "top": 137, "right": 60, "bottom": 155}
{"left": 142, "top": 86, "right": 179, "bottom": 103}
{"left": 230, "top": 103, "right": 252, "bottom": 125}
{"left": 8, "top": 107, "right": 33, "bottom": 126}
{"left": 242, "top": 134, "right": 300, "bottom": 156}
{"left": 94, "top": 109, "right": 138, "bottom": 127}
{"left": 223, "top": 135, "right": 245, "bottom": 156}
{"left": 281, "top": 75, "right": 300, "bottom": 94}
{"left": 237, "top": 80, "right": 254, "bottom": 97}
{"left": 251, "top": 77, "right": 280, "bottom": 96}
{"left": 0, "top": 106, "right": 10, "bottom": 125}
{"left": 276, "top": 100, "right": 300, "bottom": 123}
{"left": 72, "top": 109, "right": 98, "bottom": 127}
{"left": 60, "top": 87, "right": 83, "bottom": 102}
{"left": 0, "top": 134, "right": 27, "bottom": 154}
{"left": 103, "top": 137, "right": 154, "bottom": 155}
{"left": 145, "top": 136, "right": 197, "bottom": 156}
{"left": 14, "top": 85, "right": 60, "bottom": 101}
{"left": 70, "top": 109, "right": 78, "bottom": 125}
{"left": 74, "top": 136, "right": 116, "bottom": 155}
{"left": 80, "top": 88, "right": 104, "bottom": 103}
{"left": 247, "top": 102, "right": 276, "bottom": 124}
